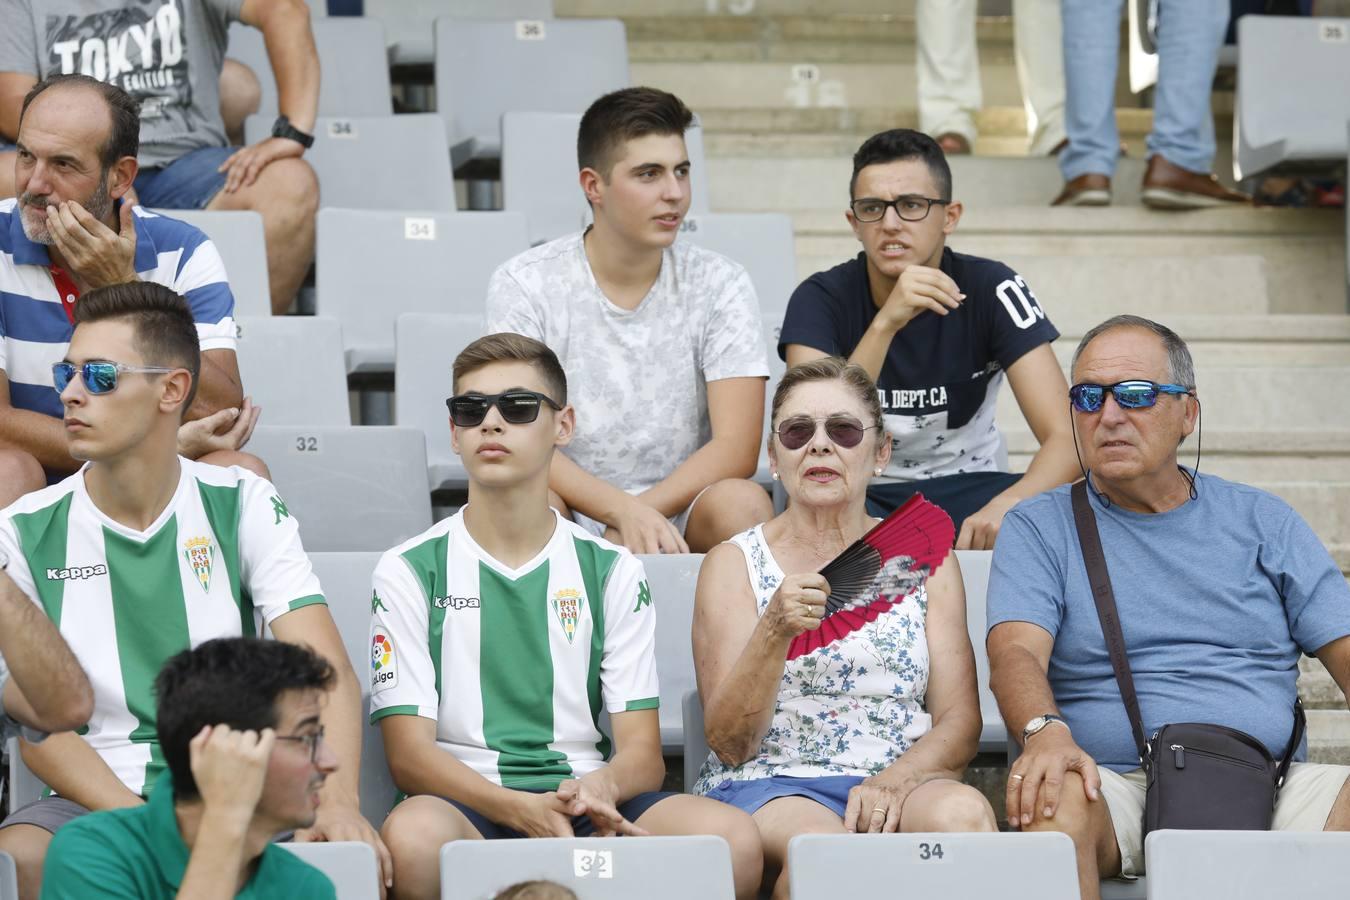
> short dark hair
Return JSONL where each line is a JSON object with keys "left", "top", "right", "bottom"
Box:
{"left": 156, "top": 638, "right": 335, "bottom": 801}
{"left": 20, "top": 74, "right": 141, "bottom": 169}
{"left": 73, "top": 282, "right": 201, "bottom": 413}
{"left": 849, "top": 129, "right": 953, "bottom": 202}
{"left": 1072, "top": 314, "right": 1197, "bottom": 390}
{"left": 577, "top": 87, "right": 693, "bottom": 180}
{"left": 453, "top": 332, "right": 568, "bottom": 405}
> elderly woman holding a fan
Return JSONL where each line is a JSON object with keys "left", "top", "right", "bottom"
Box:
{"left": 691, "top": 357, "right": 996, "bottom": 898}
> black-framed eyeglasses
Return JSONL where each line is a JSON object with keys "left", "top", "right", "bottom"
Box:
{"left": 1069, "top": 380, "right": 1192, "bottom": 414}
{"left": 850, "top": 195, "right": 950, "bottom": 223}
{"left": 774, "top": 415, "right": 880, "bottom": 451}
{"left": 52, "top": 361, "right": 179, "bottom": 395}
{"left": 445, "top": 390, "right": 562, "bottom": 427}
{"left": 275, "top": 725, "right": 325, "bottom": 764}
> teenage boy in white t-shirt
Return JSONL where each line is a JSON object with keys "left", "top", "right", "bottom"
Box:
{"left": 373, "top": 333, "right": 763, "bottom": 900}
{"left": 486, "top": 87, "right": 773, "bottom": 554}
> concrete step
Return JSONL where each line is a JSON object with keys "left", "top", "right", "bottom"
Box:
{"left": 1308, "top": 710, "right": 1350, "bottom": 765}
{"left": 1047, "top": 313, "right": 1350, "bottom": 368}
{"left": 558, "top": 1, "right": 967, "bottom": 17}
{"left": 1300, "top": 656, "right": 1347, "bottom": 711}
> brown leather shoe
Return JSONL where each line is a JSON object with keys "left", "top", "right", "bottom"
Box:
{"left": 1051, "top": 173, "right": 1112, "bottom": 207}
{"left": 1141, "top": 155, "right": 1251, "bottom": 209}
{"left": 935, "top": 132, "right": 972, "bottom": 155}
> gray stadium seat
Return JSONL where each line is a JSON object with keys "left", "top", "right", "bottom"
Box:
{"left": 1234, "top": 16, "right": 1350, "bottom": 179}
{"left": 307, "top": 552, "right": 400, "bottom": 826}
{"left": 754, "top": 319, "right": 786, "bottom": 486}
{"left": 501, "top": 111, "right": 712, "bottom": 246}
{"left": 956, "top": 550, "right": 1006, "bottom": 753}
{"left": 317, "top": 211, "right": 523, "bottom": 373}
{"left": 368, "top": 0, "right": 555, "bottom": 67}
{"left": 1145, "top": 830, "right": 1350, "bottom": 899}
{"left": 676, "top": 213, "right": 797, "bottom": 312}
{"left": 244, "top": 114, "right": 456, "bottom": 214}
{"left": 638, "top": 554, "right": 704, "bottom": 752}
{"left": 226, "top": 18, "right": 393, "bottom": 118}
{"left": 393, "top": 313, "right": 484, "bottom": 491}
{"left": 788, "top": 832, "right": 1079, "bottom": 898}
{"left": 441, "top": 836, "right": 737, "bottom": 900}
{"left": 279, "top": 842, "right": 380, "bottom": 900}
{"left": 0, "top": 851, "right": 14, "bottom": 900}
{"left": 235, "top": 316, "right": 350, "bottom": 427}
{"left": 682, "top": 690, "right": 708, "bottom": 790}
{"left": 4, "top": 737, "right": 43, "bottom": 813}
{"left": 247, "top": 426, "right": 432, "bottom": 551}
{"left": 147, "top": 209, "right": 270, "bottom": 319}
{"left": 433, "top": 18, "right": 629, "bottom": 169}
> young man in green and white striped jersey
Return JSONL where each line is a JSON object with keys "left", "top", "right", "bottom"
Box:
{"left": 372, "top": 333, "right": 763, "bottom": 900}
{"left": 0, "top": 283, "right": 391, "bottom": 900}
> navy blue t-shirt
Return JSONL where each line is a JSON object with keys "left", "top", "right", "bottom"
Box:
{"left": 779, "top": 248, "right": 1058, "bottom": 480}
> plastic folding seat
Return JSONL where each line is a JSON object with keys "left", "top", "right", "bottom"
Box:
{"left": 316, "top": 210, "right": 523, "bottom": 373}
{"left": 246, "top": 426, "right": 432, "bottom": 552}
{"left": 1146, "top": 830, "right": 1350, "bottom": 899}
{"left": 441, "top": 836, "right": 737, "bottom": 899}
{"left": 226, "top": 18, "right": 393, "bottom": 118}
{"left": 244, "top": 114, "right": 457, "bottom": 214}
{"left": 307, "top": 551, "right": 400, "bottom": 825}
{"left": 955, "top": 549, "right": 1007, "bottom": 753}
{"left": 146, "top": 209, "right": 270, "bottom": 319}
{"left": 433, "top": 18, "right": 629, "bottom": 170}
{"left": 790, "top": 833, "right": 1079, "bottom": 898}
{"left": 635, "top": 554, "right": 704, "bottom": 752}
{"left": 753, "top": 318, "right": 787, "bottom": 486}
{"left": 279, "top": 842, "right": 381, "bottom": 900}
{"left": 367, "top": 0, "right": 555, "bottom": 67}
{"left": 393, "top": 313, "right": 485, "bottom": 491}
{"left": 1234, "top": 16, "right": 1350, "bottom": 178}
{"left": 676, "top": 212, "right": 797, "bottom": 313}
{"left": 501, "top": 111, "right": 712, "bottom": 246}
{"left": 682, "top": 690, "right": 709, "bottom": 790}
{"left": 234, "top": 316, "right": 350, "bottom": 427}
{"left": 0, "top": 852, "right": 14, "bottom": 900}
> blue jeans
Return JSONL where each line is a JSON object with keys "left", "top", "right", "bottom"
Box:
{"left": 132, "top": 146, "right": 235, "bottom": 210}
{"left": 1060, "top": 0, "right": 1229, "bottom": 180}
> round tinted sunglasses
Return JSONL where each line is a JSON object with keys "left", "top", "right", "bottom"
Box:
{"left": 52, "top": 361, "right": 179, "bottom": 395}
{"left": 775, "top": 415, "right": 879, "bottom": 450}
{"left": 446, "top": 390, "right": 562, "bottom": 427}
{"left": 1069, "top": 380, "right": 1192, "bottom": 413}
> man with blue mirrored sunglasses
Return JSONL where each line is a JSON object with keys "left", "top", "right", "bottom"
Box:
{"left": 986, "top": 315, "right": 1350, "bottom": 900}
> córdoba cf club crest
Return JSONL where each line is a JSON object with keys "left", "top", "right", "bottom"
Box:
{"left": 183, "top": 536, "right": 214, "bottom": 594}
{"left": 551, "top": 588, "right": 581, "bottom": 644}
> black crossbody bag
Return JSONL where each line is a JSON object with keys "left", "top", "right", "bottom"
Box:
{"left": 1070, "top": 480, "right": 1305, "bottom": 837}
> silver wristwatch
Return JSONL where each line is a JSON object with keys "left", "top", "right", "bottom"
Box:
{"left": 1022, "top": 714, "right": 1069, "bottom": 743}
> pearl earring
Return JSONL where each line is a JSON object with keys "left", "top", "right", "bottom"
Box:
{"left": 771, "top": 472, "right": 780, "bottom": 481}
{"left": 874, "top": 467, "right": 883, "bottom": 476}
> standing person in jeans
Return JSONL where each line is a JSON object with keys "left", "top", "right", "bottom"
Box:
{"left": 1053, "top": 0, "right": 1249, "bottom": 207}
{"left": 987, "top": 316, "right": 1350, "bottom": 900}
{"left": 781, "top": 129, "right": 1079, "bottom": 548}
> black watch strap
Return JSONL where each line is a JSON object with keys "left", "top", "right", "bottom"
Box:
{"left": 271, "top": 115, "right": 314, "bottom": 149}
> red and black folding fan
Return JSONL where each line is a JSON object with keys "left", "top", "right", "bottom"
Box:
{"left": 785, "top": 494, "right": 955, "bottom": 661}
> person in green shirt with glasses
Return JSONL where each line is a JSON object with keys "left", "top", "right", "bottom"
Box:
{"left": 41, "top": 637, "right": 340, "bottom": 900}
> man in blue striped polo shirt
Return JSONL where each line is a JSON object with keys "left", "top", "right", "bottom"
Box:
{"left": 0, "top": 74, "right": 262, "bottom": 508}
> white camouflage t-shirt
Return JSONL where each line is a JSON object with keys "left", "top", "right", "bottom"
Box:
{"left": 485, "top": 231, "right": 770, "bottom": 495}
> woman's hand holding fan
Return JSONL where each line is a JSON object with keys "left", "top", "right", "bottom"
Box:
{"left": 762, "top": 572, "right": 831, "bottom": 642}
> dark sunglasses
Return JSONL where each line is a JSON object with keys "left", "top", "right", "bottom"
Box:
{"left": 275, "top": 725, "right": 326, "bottom": 764}
{"left": 1069, "top": 380, "right": 1191, "bottom": 413}
{"left": 446, "top": 390, "right": 562, "bottom": 427}
{"left": 52, "top": 361, "right": 179, "bottom": 395}
{"left": 775, "top": 415, "right": 878, "bottom": 451}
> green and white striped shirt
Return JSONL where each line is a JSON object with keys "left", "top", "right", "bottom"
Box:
{"left": 369, "top": 509, "right": 658, "bottom": 790}
{"left": 0, "top": 459, "right": 325, "bottom": 796}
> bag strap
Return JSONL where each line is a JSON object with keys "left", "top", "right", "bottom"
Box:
{"left": 1071, "top": 480, "right": 1150, "bottom": 763}
{"left": 1277, "top": 699, "right": 1306, "bottom": 788}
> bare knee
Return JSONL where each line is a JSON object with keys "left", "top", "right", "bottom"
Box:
{"left": 196, "top": 450, "right": 270, "bottom": 480}
{"left": 219, "top": 59, "right": 262, "bottom": 143}
{"left": 905, "top": 783, "right": 998, "bottom": 833}
{"left": 253, "top": 158, "right": 319, "bottom": 219}
{"left": 687, "top": 479, "right": 773, "bottom": 551}
{"left": 0, "top": 824, "right": 54, "bottom": 900}
{"left": 1022, "top": 772, "right": 1096, "bottom": 839}
{"left": 0, "top": 449, "right": 47, "bottom": 506}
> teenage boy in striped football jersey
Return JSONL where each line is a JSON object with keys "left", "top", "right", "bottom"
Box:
{"left": 372, "top": 333, "right": 763, "bottom": 900}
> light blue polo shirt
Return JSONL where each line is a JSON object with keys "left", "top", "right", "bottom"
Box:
{"left": 0, "top": 198, "right": 236, "bottom": 418}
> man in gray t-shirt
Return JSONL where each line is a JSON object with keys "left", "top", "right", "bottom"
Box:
{"left": 986, "top": 315, "right": 1350, "bottom": 898}
{"left": 0, "top": 0, "right": 320, "bottom": 313}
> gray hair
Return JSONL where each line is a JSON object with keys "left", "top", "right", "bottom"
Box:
{"left": 1071, "top": 315, "right": 1196, "bottom": 390}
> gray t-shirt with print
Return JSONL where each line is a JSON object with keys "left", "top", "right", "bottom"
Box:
{"left": 0, "top": 0, "right": 244, "bottom": 168}
{"left": 487, "top": 231, "right": 770, "bottom": 496}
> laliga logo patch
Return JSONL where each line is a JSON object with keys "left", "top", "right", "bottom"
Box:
{"left": 370, "top": 629, "right": 399, "bottom": 691}
{"left": 182, "top": 536, "right": 214, "bottom": 594}
{"left": 551, "top": 588, "right": 581, "bottom": 644}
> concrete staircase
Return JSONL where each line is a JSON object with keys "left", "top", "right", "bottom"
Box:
{"left": 557, "top": 0, "right": 1350, "bottom": 791}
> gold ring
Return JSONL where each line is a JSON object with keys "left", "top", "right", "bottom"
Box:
{"left": 1010, "top": 774, "right": 1024, "bottom": 781}
{"left": 872, "top": 807, "right": 886, "bottom": 815}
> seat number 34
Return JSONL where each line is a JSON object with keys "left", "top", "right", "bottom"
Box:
{"left": 917, "top": 841, "right": 945, "bottom": 861}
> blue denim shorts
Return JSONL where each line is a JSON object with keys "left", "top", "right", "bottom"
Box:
{"left": 133, "top": 145, "right": 236, "bottom": 209}
{"left": 448, "top": 790, "right": 677, "bottom": 839}
{"left": 702, "top": 775, "right": 864, "bottom": 817}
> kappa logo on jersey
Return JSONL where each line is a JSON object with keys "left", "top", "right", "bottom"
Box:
{"left": 433, "top": 595, "right": 480, "bottom": 610}
{"left": 551, "top": 588, "right": 582, "bottom": 644}
{"left": 271, "top": 496, "right": 290, "bottom": 524}
{"left": 45, "top": 564, "right": 108, "bottom": 581}
{"left": 370, "top": 629, "right": 399, "bottom": 691}
{"left": 633, "top": 580, "right": 652, "bottom": 613}
{"left": 371, "top": 591, "right": 388, "bottom": 614}
{"left": 182, "top": 536, "right": 214, "bottom": 594}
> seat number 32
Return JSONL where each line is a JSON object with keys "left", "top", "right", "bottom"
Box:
{"left": 917, "top": 841, "right": 945, "bottom": 861}
{"left": 995, "top": 275, "right": 1046, "bottom": 330}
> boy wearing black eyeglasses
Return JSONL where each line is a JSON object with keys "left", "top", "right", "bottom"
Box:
{"left": 0, "top": 282, "right": 390, "bottom": 899}
{"left": 781, "top": 128, "right": 1081, "bottom": 550}
{"left": 371, "top": 333, "right": 763, "bottom": 900}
